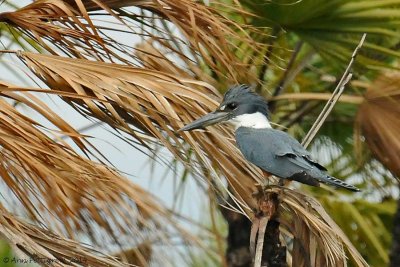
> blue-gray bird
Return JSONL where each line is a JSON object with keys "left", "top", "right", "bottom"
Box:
{"left": 179, "top": 85, "right": 360, "bottom": 192}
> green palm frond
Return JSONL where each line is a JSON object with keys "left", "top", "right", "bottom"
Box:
{"left": 320, "top": 197, "right": 395, "bottom": 266}
{"left": 241, "top": 0, "right": 400, "bottom": 69}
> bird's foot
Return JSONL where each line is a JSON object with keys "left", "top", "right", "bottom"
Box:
{"left": 276, "top": 179, "right": 287, "bottom": 201}
{"left": 252, "top": 182, "right": 274, "bottom": 198}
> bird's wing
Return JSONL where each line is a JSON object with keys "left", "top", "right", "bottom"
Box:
{"left": 285, "top": 135, "right": 327, "bottom": 171}
{"left": 235, "top": 127, "right": 360, "bottom": 191}
{"left": 235, "top": 128, "right": 323, "bottom": 186}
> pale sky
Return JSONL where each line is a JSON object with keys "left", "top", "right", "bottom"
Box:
{"left": 0, "top": 1, "right": 208, "bottom": 265}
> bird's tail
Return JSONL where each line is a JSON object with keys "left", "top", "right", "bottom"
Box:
{"left": 322, "top": 175, "right": 360, "bottom": 192}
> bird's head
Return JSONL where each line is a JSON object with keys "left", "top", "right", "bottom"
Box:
{"left": 179, "top": 84, "right": 270, "bottom": 131}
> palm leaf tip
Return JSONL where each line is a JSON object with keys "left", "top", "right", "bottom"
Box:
{"left": 0, "top": 80, "right": 208, "bottom": 265}
{"left": 2, "top": 0, "right": 257, "bottom": 81}
{"left": 0, "top": 206, "right": 127, "bottom": 267}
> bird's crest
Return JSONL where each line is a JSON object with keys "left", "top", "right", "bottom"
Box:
{"left": 222, "top": 84, "right": 269, "bottom": 117}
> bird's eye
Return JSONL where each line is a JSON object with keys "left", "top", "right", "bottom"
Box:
{"left": 227, "top": 102, "right": 237, "bottom": 110}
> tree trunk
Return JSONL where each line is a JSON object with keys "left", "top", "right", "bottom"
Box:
{"left": 261, "top": 218, "right": 286, "bottom": 267}
{"left": 223, "top": 208, "right": 252, "bottom": 267}
{"left": 390, "top": 193, "right": 400, "bottom": 267}
{"left": 257, "top": 192, "right": 287, "bottom": 267}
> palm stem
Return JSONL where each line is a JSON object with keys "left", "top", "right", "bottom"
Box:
{"left": 272, "top": 41, "right": 303, "bottom": 97}
{"left": 256, "top": 27, "right": 280, "bottom": 93}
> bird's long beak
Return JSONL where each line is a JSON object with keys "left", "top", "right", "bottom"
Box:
{"left": 179, "top": 111, "right": 229, "bottom": 132}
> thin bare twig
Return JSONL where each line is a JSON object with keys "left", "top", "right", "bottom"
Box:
{"left": 301, "top": 33, "right": 367, "bottom": 148}
{"left": 254, "top": 216, "right": 269, "bottom": 267}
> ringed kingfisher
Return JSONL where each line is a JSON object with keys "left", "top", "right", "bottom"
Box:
{"left": 179, "top": 85, "right": 360, "bottom": 192}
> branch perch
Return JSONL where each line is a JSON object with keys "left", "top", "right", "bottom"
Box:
{"left": 251, "top": 33, "right": 367, "bottom": 267}
{"left": 302, "top": 33, "right": 367, "bottom": 148}
{"left": 252, "top": 188, "right": 284, "bottom": 267}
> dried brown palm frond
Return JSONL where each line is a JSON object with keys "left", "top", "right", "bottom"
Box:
{"left": 0, "top": 204, "right": 125, "bottom": 267}
{"left": 355, "top": 72, "right": 400, "bottom": 178}
{"left": 0, "top": 0, "right": 257, "bottom": 81}
{"left": 135, "top": 40, "right": 217, "bottom": 85}
{"left": 64, "top": 0, "right": 141, "bottom": 11}
{"left": 0, "top": 80, "right": 205, "bottom": 264}
{"left": 13, "top": 50, "right": 260, "bottom": 212}
{"left": 8, "top": 51, "right": 368, "bottom": 265}
{"left": 114, "top": 242, "right": 152, "bottom": 266}
{"left": 0, "top": 0, "right": 133, "bottom": 62}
